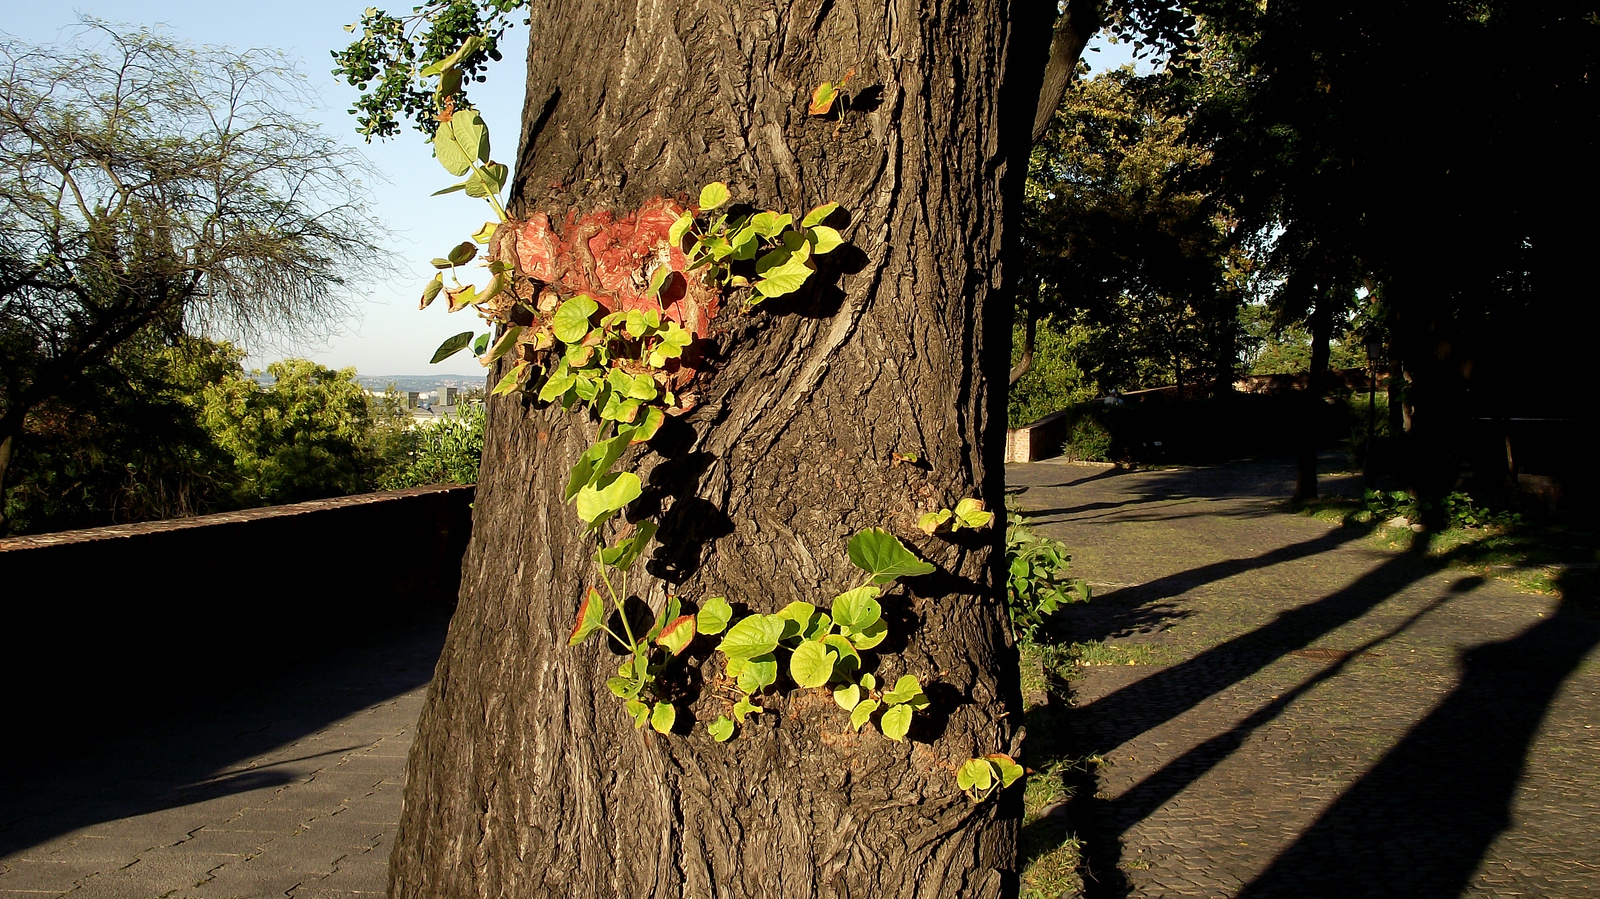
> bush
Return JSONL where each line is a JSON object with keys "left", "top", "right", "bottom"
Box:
{"left": 380, "top": 403, "right": 485, "bottom": 489}
{"left": 1060, "top": 412, "right": 1114, "bottom": 462}
{"left": 1008, "top": 317, "right": 1098, "bottom": 428}
{"left": 1005, "top": 503, "right": 1090, "bottom": 643}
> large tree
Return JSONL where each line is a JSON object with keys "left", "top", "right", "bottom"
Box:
{"left": 0, "top": 22, "right": 381, "bottom": 532}
{"left": 339, "top": 1, "right": 1055, "bottom": 895}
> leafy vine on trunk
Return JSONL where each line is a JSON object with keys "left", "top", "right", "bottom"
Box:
{"left": 404, "top": 36, "right": 1016, "bottom": 791}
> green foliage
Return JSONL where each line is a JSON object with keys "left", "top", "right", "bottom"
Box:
{"left": 332, "top": 0, "right": 527, "bottom": 140}
{"left": 202, "top": 360, "right": 406, "bottom": 506}
{"left": 1005, "top": 503, "right": 1090, "bottom": 644}
{"left": 1349, "top": 488, "right": 1523, "bottom": 532}
{"left": 379, "top": 402, "right": 485, "bottom": 490}
{"left": 1, "top": 335, "right": 238, "bottom": 535}
{"left": 1023, "top": 67, "right": 1244, "bottom": 398}
{"left": 919, "top": 498, "right": 995, "bottom": 535}
{"left": 957, "top": 753, "right": 1024, "bottom": 800}
{"left": 1007, "top": 317, "right": 1099, "bottom": 428}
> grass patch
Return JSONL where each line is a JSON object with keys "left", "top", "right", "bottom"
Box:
{"left": 1065, "top": 640, "right": 1164, "bottom": 667}
{"left": 1018, "top": 643, "right": 1092, "bottom": 899}
{"left": 1296, "top": 492, "right": 1598, "bottom": 597}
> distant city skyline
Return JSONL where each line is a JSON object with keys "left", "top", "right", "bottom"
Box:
{"left": 1, "top": 3, "right": 1142, "bottom": 377}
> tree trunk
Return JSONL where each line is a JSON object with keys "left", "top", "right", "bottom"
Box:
{"left": 389, "top": 3, "right": 1050, "bottom": 898}
{"left": 1293, "top": 297, "right": 1332, "bottom": 501}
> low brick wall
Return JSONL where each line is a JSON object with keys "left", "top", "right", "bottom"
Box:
{"left": 0, "top": 486, "right": 473, "bottom": 744}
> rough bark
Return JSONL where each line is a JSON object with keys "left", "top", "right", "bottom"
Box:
{"left": 390, "top": 2, "right": 1049, "bottom": 898}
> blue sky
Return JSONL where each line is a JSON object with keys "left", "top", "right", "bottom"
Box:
{"left": 2, "top": 3, "right": 1139, "bottom": 376}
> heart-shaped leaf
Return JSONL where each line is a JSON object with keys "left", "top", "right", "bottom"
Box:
{"left": 719, "top": 615, "right": 784, "bottom": 661}
{"left": 707, "top": 715, "right": 735, "bottom": 742}
{"left": 698, "top": 181, "right": 730, "bottom": 210}
{"left": 435, "top": 108, "right": 489, "bottom": 176}
{"left": 847, "top": 528, "right": 936, "bottom": 583}
{"left": 568, "top": 586, "right": 605, "bottom": 645}
{"left": 879, "top": 703, "right": 913, "bottom": 742}
{"left": 789, "top": 640, "right": 836, "bottom": 689}
{"left": 650, "top": 702, "right": 676, "bottom": 734}
{"left": 696, "top": 596, "right": 732, "bottom": 636}
{"left": 849, "top": 698, "right": 879, "bottom": 732}
{"left": 552, "top": 294, "right": 599, "bottom": 344}
{"left": 831, "top": 586, "right": 882, "bottom": 634}
{"left": 574, "top": 471, "right": 641, "bottom": 527}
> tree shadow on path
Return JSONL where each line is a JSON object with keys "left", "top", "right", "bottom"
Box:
{"left": 1233, "top": 571, "right": 1600, "bottom": 899}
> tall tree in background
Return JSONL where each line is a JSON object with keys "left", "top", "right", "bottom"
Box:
{"left": 339, "top": 0, "right": 1054, "bottom": 895}
{"left": 1023, "top": 66, "right": 1242, "bottom": 398}
{"left": 1181, "top": 0, "right": 1600, "bottom": 508}
{"left": 0, "top": 22, "right": 382, "bottom": 533}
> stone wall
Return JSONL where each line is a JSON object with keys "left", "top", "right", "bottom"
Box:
{"left": 0, "top": 486, "right": 473, "bottom": 749}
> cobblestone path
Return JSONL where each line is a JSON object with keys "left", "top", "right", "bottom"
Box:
{"left": 1010, "top": 458, "right": 1600, "bottom": 899}
{"left": 0, "top": 612, "right": 447, "bottom": 899}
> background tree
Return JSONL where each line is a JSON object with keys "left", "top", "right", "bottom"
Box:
{"left": 0, "top": 21, "right": 383, "bottom": 533}
{"left": 338, "top": 1, "right": 1055, "bottom": 895}
{"left": 1020, "top": 66, "right": 1242, "bottom": 401}
{"left": 1178, "top": 0, "right": 1600, "bottom": 509}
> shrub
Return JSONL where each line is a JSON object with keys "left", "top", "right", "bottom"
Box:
{"left": 1005, "top": 503, "right": 1091, "bottom": 643}
{"left": 379, "top": 402, "right": 485, "bottom": 489}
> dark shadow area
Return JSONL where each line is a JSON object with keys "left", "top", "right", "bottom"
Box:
{"left": 1047, "top": 525, "right": 1368, "bottom": 650}
{"left": 0, "top": 605, "right": 451, "bottom": 860}
{"left": 1233, "top": 569, "right": 1600, "bottom": 898}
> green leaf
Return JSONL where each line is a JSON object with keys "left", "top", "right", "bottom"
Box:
{"left": 918, "top": 509, "right": 953, "bottom": 535}
{"left": 719, "top": 615, "right": 784, "bottom": 661}
{"left": 552, "top": 294, "right": 599, "bottom": 344}
{"left": 808, "top": 225, "right": 843, "bottom": 254}
{"left": 698, "top": 181, "right": 730, "bottom": 210}
{"left": 597, "top": 520, "right": 657, "bottom": 570}
{"left": 668, "top": 211, "right": 695, "bottom": 246}
{"left": 435, "top": 109, "right": 489, "bottom": 176}
{"left": 858, "top": 672, "right": 877, "bottom": 691}
{"left": 472, "top": 221, "right": 499, "bottom": 244}
{"left": 880, "top": 704, "right": 913, "bottom": 742}
{"left": 647, "top": 595, "right": 682, "bottom": 643}
{"left": 627, "top": 699, "right": 650, "bottom": 728}
{"left": 647, "top": 322, "right": 693, "bottom": 368}
{"left": 656, "top": 614, "right": 696, "bottom": 656}
{"left": 847, "top": 528, "right": 936, "bottom": 584}
{"left": 882, "top": 674, "right": 923, "bottom": 705}
{"left": 748, "top": 211, "right": 792, "bottom": 239}
{"left": 430, "top": 331, "right": 475, "bottom": 364}
{"left": 626, "top": 373, "right": 658, "bottom": 401}
{"left": 607, "top": 676, "right": 634, "bottom": 698}
{"left": 801, "top": 611, "right": 833, "bottom": 641}
{"left": 802, "top": 202, "right": 839, "bottom": 228}
{"left": 774, "top": 601, "right": 816, "bottom": 635}
{"left": 625, "top": 406, "right": 667, "bottom": 443}
{"left": 696, "top": 596, "right": 732, "bottom": 635}
{"left": 821, "top": 634, "right": 860, "bottom": 672}
{"left": 565, "top": 432, "right": 631, "bottom": 501}
{"left": 808, "top": 81, "right": 838, "bottom": 116}
{"left": 958, "top": 758, "right": 994, "bottom": 792}
{"left": 484, "top": 325, "right": 523, "bottom": 364}
{"left": 419, "top": 273, "right": 444, "bottom": 309}
{"left": 953, "top": 498, "right": 993, "bottom": 530}
{"left": 490, "top": 362, "right": 526, "bottom": 396}
{"left": 847, "top": 618, "right": 888, "bottom": 650}
{"left": 735, "top": 654, "right": 778, "bottom": 694}
{"left": 567, "top": 586, "right": 605, "bottom": 645}
{"left": 987, "top": 753, "right": 1025, "bottom": 788}
{"left": 849, "top": 698, "right": 879, "bottom": 732}
{"left": 431, "top": 182, "right": 468, "bottom": 197}
{"left": 707, "top": 715, "right": 735, "bottom": 742}
{"left": 831, "top": 586, "right": 882, "bottom": 634}
{"left": 573, "top": 471, "right": 642, "bottom": 527}
{"left": 790, "top": 641, "right": 837, "bottom": 689}
{"left": 538, "top": 364, "right": 576, "bottom": 403}
{"left": 833, "top": 682, "right": 861, "bottom": 711}
{"left": 650, "top": 702, "right": 676, "bottom": 734}
{"left": 754, "top": 255, "right": 814, "bottom": 298}
{"left": 732, "top": 696, "right": 761, "bottom": 723}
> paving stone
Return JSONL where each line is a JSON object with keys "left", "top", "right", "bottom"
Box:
{"left": 1010, "top": 457, "right": 1600, "bottom": 898}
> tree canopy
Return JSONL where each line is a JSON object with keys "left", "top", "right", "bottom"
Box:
{"left": 0, "top": 21, "right": 385, "bottom": 530}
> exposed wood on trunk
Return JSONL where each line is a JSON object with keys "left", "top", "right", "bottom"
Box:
{"left": 389, "top": 2, "right": 1051, "bottom": 897}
